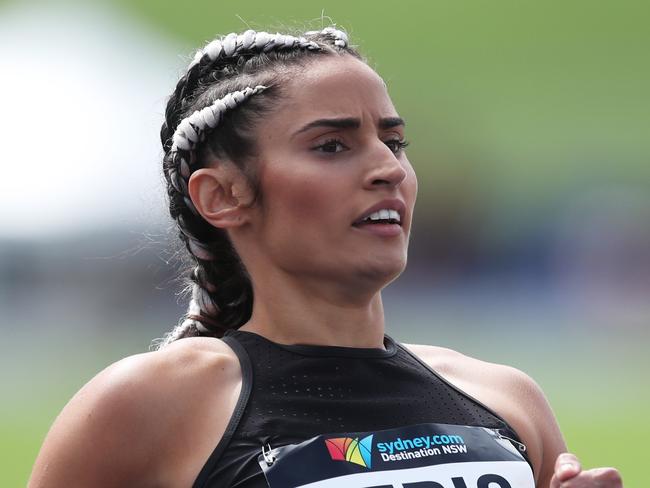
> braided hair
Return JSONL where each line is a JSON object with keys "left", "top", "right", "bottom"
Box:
{"left": 156, "top": 27, "right": 362, "bottom": 348}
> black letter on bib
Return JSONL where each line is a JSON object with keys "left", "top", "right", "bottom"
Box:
{"left": 451, "top": 477, "right": 468, "bottom": 488}
{"left": 403, "top": 483, "right": 445, "bottom": 488}
{"left": 477, "top": 474, "right": 512, "bottom": 488}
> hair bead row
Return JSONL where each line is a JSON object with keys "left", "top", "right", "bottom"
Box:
{"left": 187, "top": 27, "right": 349, "bottom": 71}
{"left": 171, "top": 85, "right": 268, "bottom": 154}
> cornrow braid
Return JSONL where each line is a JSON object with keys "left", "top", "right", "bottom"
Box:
{"left": 187, "top": 27, "right": 348, "bottom": 70}
{"left": 156, "top": 27, "right": 358, "bottom": 349}
{"left": 162, "top": 27, "right": 349, "bottom": 150}
{"left": 168, "top": 85, "right": 268, "bottom": 217}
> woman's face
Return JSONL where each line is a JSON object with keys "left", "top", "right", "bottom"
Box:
{"left": 246, "top": 55, "right": 418, "bottom": 293}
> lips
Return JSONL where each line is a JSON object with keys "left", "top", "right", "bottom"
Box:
{"left": 352, "top": 199, "right": 406, "bottom": 226}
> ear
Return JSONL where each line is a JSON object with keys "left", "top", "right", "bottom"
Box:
{"left": 187, "top": 161, "right": 255, "bottom": 229}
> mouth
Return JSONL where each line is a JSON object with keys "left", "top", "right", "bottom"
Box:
{"left": 352, "top": 199, "right": 405, "bottom": 228}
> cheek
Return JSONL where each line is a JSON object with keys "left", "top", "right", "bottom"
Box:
{"left": 401, "top": 158, "right": 418, "bottom": 203}
{"left": 399, "top": 161, "right": 418, "bottom": 232}
{"left": 408, "top": 164, "right": 418, "bottom": 200}
{"left": 259, "top": 162, "right": 345, "bottom": 234}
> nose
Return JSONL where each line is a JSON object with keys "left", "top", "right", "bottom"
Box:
{"left": 363, "top": 141, "right": 408, "bottom": 190}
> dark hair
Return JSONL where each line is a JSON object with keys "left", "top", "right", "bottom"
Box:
{"left": 156, "top": 28, "right": 363, "bottom": 348}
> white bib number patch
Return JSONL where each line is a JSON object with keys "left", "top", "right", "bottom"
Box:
{"left": 258, "top": 423, "right": 534, "bottom": 488}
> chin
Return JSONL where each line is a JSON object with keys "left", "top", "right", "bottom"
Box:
{"left": 353, "top": 257, "right": 407, "bottom": 288}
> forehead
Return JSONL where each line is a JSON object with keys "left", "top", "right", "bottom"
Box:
{"left": 270, "top": 55, "right": 398, "bottom": 128}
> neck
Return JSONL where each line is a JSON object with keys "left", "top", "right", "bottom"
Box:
{"left": 241, "top": 274, "right": 386, "bottom": 349}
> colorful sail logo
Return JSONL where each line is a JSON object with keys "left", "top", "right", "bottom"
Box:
{"left": 324, "top": 434, "right": 373, "bottom": 469}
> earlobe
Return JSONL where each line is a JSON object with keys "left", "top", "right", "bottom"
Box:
{"left": 187, "top": 163, "right": 254, "bottom": 229}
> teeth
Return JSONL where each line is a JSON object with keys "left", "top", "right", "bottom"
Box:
{"left": 363, "top": 209, "right": 401, "bottom": 223}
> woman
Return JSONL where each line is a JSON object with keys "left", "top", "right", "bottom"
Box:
{"left": 29, "top": 28, "right": 622, "bottom": 488}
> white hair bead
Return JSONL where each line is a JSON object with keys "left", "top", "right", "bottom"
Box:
{"left": 242, "top": 29, "right": 256, "bottom": 50}
{"left": 223, "top": 33, "right": 238, "bottom": 56}
{"left": 188, "top": 49, "right": 204, "bottom": 69}
{"left": 176, "top": 119, "right": 191, "bottom": 140}
{"left": 318, "top": 27, "right": 348, "bottom": 48}
{"left": 188, "top": 112, "right": 204, "bottom": 137}
{"left": 213, "top": 99, "right": 228, "bottom": 114}
{"left": 299, "top": 36, "right": 309, "bottom": 47}
{"left": 193, "top": 284, "right": 209, "bottom": 307}
{"left": 222, "top": 93, "right": 237, "bottom": 109}
{"left": 205, "top": 40, "right": 223, "bottom": 61}
{"left": 185, "top": 299, "right": 212, "bottom": 332}
{"left": 172, "top": 133, "right": 191, "bottom": 151}
{"left": 187, "top": 299, "right": 200, "bottom": 315}
{"left": 209, "top": 107, "right": 222, "bottom": 126}
{"left": 200, "top": 106, "right": 217, "bottom": 128}
{"left": 254, "top": 31, "right": 271, "bottom": 49}
{"left": 199, "top": 107, "right": 217, "bottom": 128}
{"left": 182, "top": 119, "right": 199, "bottom": 143}
{"left": 179, "top": 157, "right": 191, "bottom": 178}
{"left": 195, "top": 287, "right": 218, "bottom": 315}
{"left": 232, "top": 91, "right": 246, "bottom": 104}
{"left": 263, "top": 35, "right": 278, "bottom": 52}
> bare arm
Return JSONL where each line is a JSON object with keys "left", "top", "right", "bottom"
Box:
{"left": 402, "top": 343, "right": 623, "bottom": 488}
{"left": 487, "top": 364, "right": 624, "bottom": 487}
{"left": 28, "top": 338, "right": 241, "bottom": 488}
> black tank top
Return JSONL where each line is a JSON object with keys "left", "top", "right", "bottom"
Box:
{"left": 192, "top": 329, "right": 532, "bottom": 488}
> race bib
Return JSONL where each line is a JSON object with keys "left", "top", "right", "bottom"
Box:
{"left": 257, "top": 423, "right": 534, "bottom": 488}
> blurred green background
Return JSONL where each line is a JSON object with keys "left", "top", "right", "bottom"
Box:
{"left": 1, "top": 0, "right": 648, "bottom": 486}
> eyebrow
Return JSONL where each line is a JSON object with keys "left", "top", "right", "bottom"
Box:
{"left": 292, "top": 116, "right": 405, "bottom": 138}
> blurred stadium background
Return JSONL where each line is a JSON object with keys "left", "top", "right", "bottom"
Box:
{"left": 1, "top": 0, "right": 648, "bottom": 485}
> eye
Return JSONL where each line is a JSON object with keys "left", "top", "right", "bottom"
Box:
{"left": 384, "top": 138, "right": 410, "bottom": 154}
{"left": 313, "top": 138, "right": 349, "bottom": 154}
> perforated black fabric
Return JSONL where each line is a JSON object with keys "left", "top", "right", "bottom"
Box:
{"left": 193, "top": 330, "right": 527, "bottom": 488}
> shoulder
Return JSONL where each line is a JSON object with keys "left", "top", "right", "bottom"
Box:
{"left": 401, "top": 342, "right": 567, "bottom": 486}
{"left": 29, "top": 337, "right": 242, "bottom": 488}
{"left": 401, "top": 342, "right": 541, "bottom": 398}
